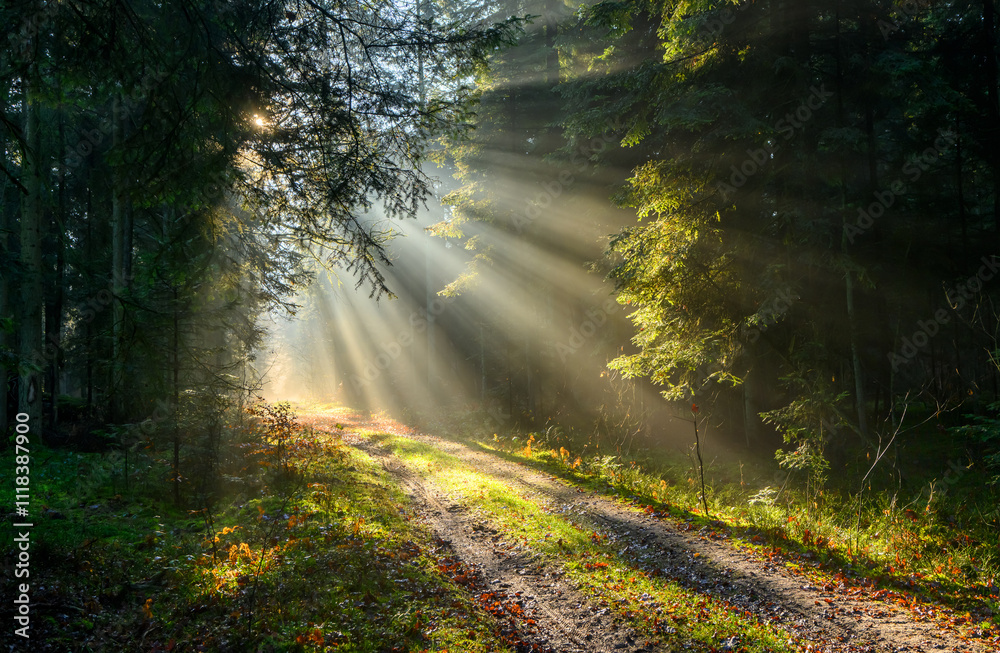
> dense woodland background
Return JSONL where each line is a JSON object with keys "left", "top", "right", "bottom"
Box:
{"left": 4, "top": 0, "right": 1000, "bottom": 502}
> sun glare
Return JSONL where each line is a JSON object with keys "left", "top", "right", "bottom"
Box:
{"left": 255, "top": 150, "right": 677, "bottom": 446}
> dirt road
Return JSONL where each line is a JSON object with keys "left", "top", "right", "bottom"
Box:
{"left": 302, "top": 408, "right": 994, "bottom": 653}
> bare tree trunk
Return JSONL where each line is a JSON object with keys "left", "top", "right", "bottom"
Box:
{"left": 424, "top": 218, "right": 436, "bottom": 386}
{"left": 19, "top": 43, "right": 45, "bottom": 431}
{"left": 836, "top": 1, "right": 869, "bottom": 442}
{"left": 524, "top": 339, "right": 533, "bottom": 418}
{"left": 742, "top": 363, "right": 760, "bottom": 447}
{"left": 46, "top": 76, "right": 67, "bottom": 429}
{"left": 845, "top": 270, "right": 869, "bottom": 439}
{"left": 173, "top": 286, "right": 181, "bottom": 505}
{"left": 983, "top": 0, "right": 1000, "bottom": 245}
{"left": 0, "top": 57, "right": 12, "bottom": 433}
{"left": 480, "top": 324, "right": 486, "bottom": 402}
{"left": 416, "top": 0, "right": 438, "bottom": 389}
{"left": 111, "top": 94, "right": 129, "bottom": 421}
{"left": 954, "top": 116, "right": 968, "bottom": 252}
{"left": 85, "top": 187, "right": 94, "bottom": 415}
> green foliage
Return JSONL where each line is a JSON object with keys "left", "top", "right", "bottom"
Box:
{"left": 949, "top": 401, "right": 1000, "bottom": 484}
{"left": 1, "top": 0, "right": 525, "bottom": 507}
{"left": 246, "top": 400, "right": 300, "bottom": 480}
{"left": 551, "top": 0, "right": 1000, "bottom": 464}
{"left": 477, "top": 412, "right": 999, "bottom": 620}
{"left": 0, "top": 410, "right": 515, "bottom": 651}
{"left": 761, "top": 376, "right": 847, "bottom": 499}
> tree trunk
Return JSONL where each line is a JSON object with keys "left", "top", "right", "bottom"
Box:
{"left": 835, "top": 1, "right": 869, "bottom": 442}
{"left": 955, "top": 116, "right": 968, "bottom": 252}
{"left": 45, "top": 92, "right": 67, "bottom": 429}
{"left": 44, "top": 211, "right": 64, "bottom": 429}
{"left": 480, "top": 324, "right": 486, "bottom": 402}
{"left": 173, "top": 286, "right": 181, "bottom": 505}
{"left": 845, "top": 271, "right": 869, "bottom": 440}
{"left": 424, "top": 213, "right": 436, "bottom": 386}
{"left": 19, "top": 50, "right": 45, "bottom": 431}
{"left": 0, "top": 61, "right": 11, "bottom": 433}
{"left": 416, "top": 0, "right": 437, "bottom": 389}
{"left": 983, "top": 0, "right": 1000, "bottom": 245}
{"left": 742, "top": 350, "right": 761, "bottom": 447}
{"left": 524, "top": 339, "right": 533, "bottom": 418}
{"left": 111, "top": 94, "right": 129, "bottom": 421}
{"left": 85, "top": 187, "right": 94, "bottom": 415}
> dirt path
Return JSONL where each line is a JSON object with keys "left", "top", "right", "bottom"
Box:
{"left": 382, "top": 451, "right": 649, "bottom": 653}
{"left": 303, "top": 409, "right": 992, "bottom": 653}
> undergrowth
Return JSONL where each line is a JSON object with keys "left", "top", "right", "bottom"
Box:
{"left": 444, "top": 414, "right": 1000, "bottom": 636}
{"left": 1, "top": 401, "right": 512, "bottom": 652}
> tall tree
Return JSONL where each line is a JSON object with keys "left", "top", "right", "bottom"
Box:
{"left": 17, "top": 0, "right": 45, "bottom": 431}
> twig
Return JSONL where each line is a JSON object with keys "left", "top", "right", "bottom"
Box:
{"left": 692, "top": 405, "right": 710, "bottom": 518}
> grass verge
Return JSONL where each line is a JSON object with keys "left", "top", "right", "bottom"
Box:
{"left": 373, "top": 432, "right": 809, "bottom": 653}
{"left": 1, "top": 407, "right": 513, "bottom": 652}
{"left": 456, "top": 429, "right": 1000, "bottom": 646}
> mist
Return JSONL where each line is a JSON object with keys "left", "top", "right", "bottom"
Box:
{"left": 256, "top": 153, "right": 713, "bottom": 456}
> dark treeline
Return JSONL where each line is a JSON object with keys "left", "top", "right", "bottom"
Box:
{"left": 579, "top": 0, "right": 1000, "bottom": 471}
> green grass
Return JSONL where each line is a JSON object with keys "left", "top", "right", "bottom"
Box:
{"left": 379, "top": 433, "right": 808, "bottom": 652}
{"left": 179, "top": 441, "right": 512, "bottom": 652}
{"left": 461, "top": 428, "right": 1000, "bottom": 642}
{"left": 9, "top": 402, "right": 998, "bottom": 650}
{"left": 1, "top": 415, "right": 514, "bottom": 652}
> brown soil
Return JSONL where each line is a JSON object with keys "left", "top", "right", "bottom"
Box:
{"left": 302, "top": 408, "right": 995, "bottom": 653}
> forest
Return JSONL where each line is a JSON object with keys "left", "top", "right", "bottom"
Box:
{"left": 2, "top": 0, "right": 1000, "bottom": 651}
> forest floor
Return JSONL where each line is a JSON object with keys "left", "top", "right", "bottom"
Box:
{"left": 296, "top": 405, "right": 997, "bottom": 653}
{"left": 5, "top": 403, "right": 997, "bottom": 652}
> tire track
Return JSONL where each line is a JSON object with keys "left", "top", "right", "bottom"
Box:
{"left": 400, "top": 434, "right": 991, "bottom": 653}
{"left": 358, "top": 438, "right": 657, "bottom": 653}
{"left": 307, "top": 410, "right": 991, "bottom": 653}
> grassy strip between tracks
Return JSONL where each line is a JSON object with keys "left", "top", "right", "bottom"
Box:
{"left": 375, "top": 432, "right": 809, "bottom": 653}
